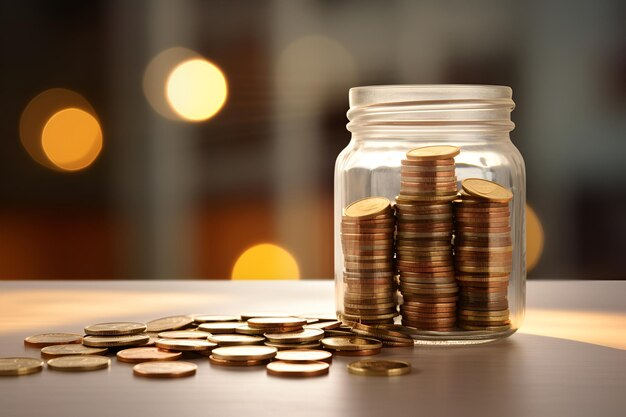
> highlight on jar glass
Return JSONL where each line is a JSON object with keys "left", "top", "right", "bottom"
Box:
{"left": 334, "top": 85, "right": 526, "bottom": 344}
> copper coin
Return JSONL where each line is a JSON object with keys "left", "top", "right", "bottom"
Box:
{"left": 24, "top": 333, "right": 83, "bottom": 348}
{"left": 117, "top": 347, "right": 182, "bottom": 363}
{"left": 267, "top": 361, "right": 329, "bottom": 377}
{"left": 146, "top": 316, "right": 194, "bottom": 333}
{"left": 275, "top": 349, "right": 332, "bottom": 364}
{"left": 157, "top": 330, "right": 213, "bottom": 339}
{"left": 133, "top": 361, "right": 197, "bottom": 378}
{"left": 208, "top": 355, "right": 269, "bottom": 367}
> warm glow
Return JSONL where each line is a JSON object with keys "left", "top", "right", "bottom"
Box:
{"left": 232, "top": 244, "right": 300, "bottom": 280}
{"left": 166, "top": 58, "right": 227, "bottom": 121}
{"left": 520, "top": 308, "right": 626, "bottom": 350}
{"left": 41, "top": 108, "right": 103, "bottom": 171}
{"left": 526, "top": 204, "right": 545, "bottom": 272}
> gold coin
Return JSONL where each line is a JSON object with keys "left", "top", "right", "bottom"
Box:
{"left": 348, "top": 359, "right": 411, "bottom": 376}
{"left": 41, "top": 344, "right": 108, "bottom": 359}
{"left": 133, "top": 361, "right": 197, "bottom": 378}
{"left": 247, "top": 317, "right": 307, "bottom": 329}
{"left": 155, "top": 339, "right": 217, "bottom": 352}
{"left": 235, "top": 324, "right": 268, "bottom": 335}
{"left": 264, "top": 328, "right": 324, "bottom": 344}
{"left": 116, "top": 347, "right": 182, "bottom": 363}
{"left": 157, "top": 330, "right": 212, "bottom": 339}
{"left": 275, "top": 349, "right": 333, "bottom": 364}
{"left": 193, "top": 315, "right": 238, "bottom": 324}
{"left": 198, "top": 322, "right": 244, "bottom": 333}
{"left": 208, "top": 355, "right": 270, "bottom": 367}
{"left": 24, "top": 333, "right": 83, "bottom": 348}
{"left": 462, "top": 178, "right": 513, "bottom": 203}
{"left": 267, "top": 361, "right": 329, "bottom": 377}
{"left": 344, "top": 197, "right": 391, "bottom": 219}
{"left": 406, "top": 145, "right": 460, "bottom": 160}
{"left": 0, "top": 357, "right": 44, "bottom": 376}
{"left": 82, "top": 333, "right": 150, "bottom": 348}
{"left": 321, "top": 336, "right": 382, "bottom": 351}
{"left": 207, "top": 334, "right": 265, "bottom": 346}
{"left": 84, "top": 322, "right": 147, "bottom": 336}
{"left": 146, "top": 316, "right": 193, "bottom": 332}
{"left": 211, "top": 345, "right": 277, "bottom": 361}
{"left": 47, "top": 356, "right": 110, "bottom": 372}
{"left": 303, "top": 321, "right": 341, "bottom": 330}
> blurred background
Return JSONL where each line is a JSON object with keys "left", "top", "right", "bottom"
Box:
{"left": 0, "top": 0, "right": 624, "bottom": 280}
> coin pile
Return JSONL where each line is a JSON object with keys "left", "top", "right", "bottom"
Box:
{"left": 340, "top": 197, "right": 398, "bottom": 325}
{"left": 5, "top": 312, "right": 418, "bottom": 379}
{"left": 395, "top": 146, "right": 459, "bottom": 331}
{"left": 454, "top": 178, "right": 513, "bottom": 332}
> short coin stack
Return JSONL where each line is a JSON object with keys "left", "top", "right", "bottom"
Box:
{"left": 340, "top": 197, "right": 397, "bottom": 325}
{"left": 396, "top": 146, "right": 459, "bottom": 331}
{"left": 82, "top": 322, "right": 151, "bottom": 349}
{"left": 454, "top": 178, "right": 513, "bottom": 332}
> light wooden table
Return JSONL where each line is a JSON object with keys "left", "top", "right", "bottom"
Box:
{"left": 0, "top": 280, "right": 624, "bottom": 417}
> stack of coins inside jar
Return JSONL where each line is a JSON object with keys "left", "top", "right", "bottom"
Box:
{"left": 395, "top": 146, "right": 460, "bottom": 331}
{"left": 340, "top": 198, "right": 398, "bottom": 325}
{"left": 339, "top": 145, "right": 515, "bottom": 334}
{"left": 454, "top": 179, "right": 513, "bottom": 332}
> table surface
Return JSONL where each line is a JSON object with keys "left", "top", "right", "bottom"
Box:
{"left": 0, "top": 280, "right": 624, "bottom": 417}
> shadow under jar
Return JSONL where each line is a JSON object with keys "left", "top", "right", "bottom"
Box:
{"left": 334, "top": 85, "right": 526, "bottom": 344}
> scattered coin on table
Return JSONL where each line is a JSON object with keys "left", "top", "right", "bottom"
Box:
{"left": 41, "top": 344, "right": 108, "bottom": 359}
{"left": 146, "top": 316, "right": 194, "bottom": 333}
{"left": 157, "top": 330, "right": 212, "bottom": 339}
{"left": 116, "top": 347, "right": 182, "bottom": 363}
{"left": 133, "top": 361, "right": 197, "bottom": 378}
{"left": 347, "top": 360, "right": 412, "bottom": 376}
{"left": 84, "top": 322, "right": 147, "bottom": 336}
{"left": 0, "top": 357, "right": 44, "bottom": 376}
{"left": 155, "top": 339, "right": 217, "bottom": 352}
{"left": 24, "top": 333, "right": 83, "bottom": 348}
{"left": 47, "top": 356, "right": 111, "bottom": 372}
{"left": 83, "top": 333, "right": 150, "bottom": 348}
{"left": 207, "top": 334, "right": 265, "bottom": 346}
{"left": 274, "top": 349, "right": 332, "bottom": 364}
{"left": 267, "top": 361, "right": 329, "bottom": 378}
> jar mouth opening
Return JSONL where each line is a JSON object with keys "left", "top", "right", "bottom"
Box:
{"left": 347, "top": 84, "right": 515, "bottom": 135}
{"left": 349, "top": 84, "right": 513, "bottom": 108}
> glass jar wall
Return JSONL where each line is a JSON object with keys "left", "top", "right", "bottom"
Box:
{"left": 334, "top": 85, "right": 526, "bottom": 344}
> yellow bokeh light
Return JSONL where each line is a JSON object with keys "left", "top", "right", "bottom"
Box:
{"left": 232, "top": 244, "right": 300, "bottom": 280}
{"left": 41, "top": 108, "right": 103, "bottom": 171}
{"left": 166, "top": 58, "right": 227, "bottom": 122}
{"left": 526, "top": 203, "right": 545, "bottom": 272}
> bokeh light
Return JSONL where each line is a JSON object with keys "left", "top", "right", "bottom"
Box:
{"left": 526, "top": 203, "right": 545, "bottom": 272}
{"left": 144, "top": 48, "right": 227, "bottom": 122}
{"left": 19, "top": 88, "right": 100, "bottom": 171}
{"left": 232, "top": 243, "right": 300, "bottom": 280}
{"left": 41, "top": 108, "right": 103, "bottom": 171}
{"left": 166, "top": 58, "right": 228, "bottom": 121}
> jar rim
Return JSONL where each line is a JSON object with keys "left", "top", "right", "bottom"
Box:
{"left": 349, "top": 84, "right": 513, "bottom": 107}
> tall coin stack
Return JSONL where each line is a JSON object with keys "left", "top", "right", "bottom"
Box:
{"left": 454, "top": 178, "right": 513, "bottom": 332}
{"left": 395, "top": 146, "right": 460, "bottom": 331}
{"left": 340, "top": 197, "right": 397, "bottom": 325}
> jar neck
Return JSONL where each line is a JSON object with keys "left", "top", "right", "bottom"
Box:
{"left": 346, "top": 85, "right": 515, "bottom": 140}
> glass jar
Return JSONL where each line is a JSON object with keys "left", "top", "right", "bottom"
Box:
{"left": 334, "top": 85, "right": 526, "bottom": 344}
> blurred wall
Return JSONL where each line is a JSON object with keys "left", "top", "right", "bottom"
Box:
{"left": 0, "top": 0, "right": 624, "bottom": 279}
